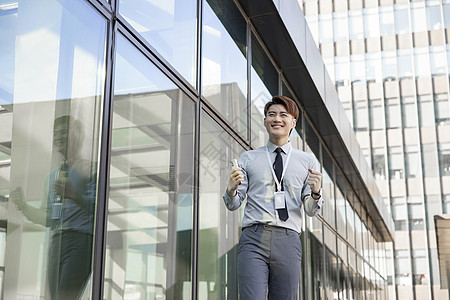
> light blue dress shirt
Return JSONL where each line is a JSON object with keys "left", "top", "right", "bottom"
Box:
{"left": 223, "top": 141, "right": 324, "bottom": 233}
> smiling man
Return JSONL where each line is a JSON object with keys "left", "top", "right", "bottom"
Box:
{"left": 223, "top": 96, "right": 323, "bottom": 300}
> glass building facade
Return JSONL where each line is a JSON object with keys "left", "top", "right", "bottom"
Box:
{"left": 301, "top": 0, "right": 450, "bottom": 299}
{"left": 0, "top": 0, "right": 393, "bottom": 299}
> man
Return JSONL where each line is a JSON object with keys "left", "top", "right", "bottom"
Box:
{"left": 223, "top": 96, "right": 323, "bottom": 299}
{"left": 11, "top": 115, "right": 96, "bottom": 299}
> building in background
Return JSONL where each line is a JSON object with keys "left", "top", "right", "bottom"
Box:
{"left": 300, "top": 0, "right": 450, "bottom": 299}
{"left": 0, "top": 0, "right": 394, "bottom": 299}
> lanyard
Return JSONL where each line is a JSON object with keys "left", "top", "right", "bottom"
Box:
{"left": 265, "top": 146, "right": 292, "bottom": 192}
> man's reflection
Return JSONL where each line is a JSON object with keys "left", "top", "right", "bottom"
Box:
{"left": 11, "top": 115, "right": 96, "bottom": 299}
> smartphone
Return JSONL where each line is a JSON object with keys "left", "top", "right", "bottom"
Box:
{"left": 231, "top": 159, "right": 239, "bottom": 170}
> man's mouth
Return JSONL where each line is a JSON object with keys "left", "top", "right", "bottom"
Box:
{"left": 271, "top": 124, "right": 283, "bottom": 128}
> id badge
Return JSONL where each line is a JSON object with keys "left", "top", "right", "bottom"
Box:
{"left": 51, "top": 202, "right": 62, "bottom": 220}
{"left": 274, "top": 191, "right": 285, "bottom": 209}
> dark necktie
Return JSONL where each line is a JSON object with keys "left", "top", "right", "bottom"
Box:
{"left": 274, "top": 147, "right": 288, "bottom": 221}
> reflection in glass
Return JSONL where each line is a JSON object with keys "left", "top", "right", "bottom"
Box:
{"left": 410, "top": 5, "right": 427, "bottom": 33}
{"left": 324, "top": 227, "right": 337, "bottom": 300}
{"left": 349, "top": 10, "right": 364, "bottom": 40}
{"left": 104, "top": 34, "right": 195, "bottom": 299}
{"left": 430, "top": 46, "right": 447, "bottom": 76}
{"left": 395, "top": 5, "right": 410, "bottom": 35}
{"left": 397, "top": 49, "right": 413, "bottom": 79}
{"left": 388, "top": 147, "right": 404, "bottom": 179}
{"left": 435, "top": 93, "right": 450, "bottom": 125}
{"left": 336, "top": 187, "right": 346, "bottom": 238}
{"left": 251, "top": 33, "right": 278, "bottom": 148}
{"left": 322, "top": 169, "right": 335, "bottom": 227}
{"left": 364, "top": 8, "right": 380, "bottom": 38}
{"left": 366, "top": 53, "right": 382, "bottom": 82}
{"left": 370, "top": 100, "right": 384, "bottom": 130}
{"left": 439, "top": 143, "right": 450, "bottom": 176}
{"left": 385, "top": 98, "right": 401, "bottom": 129}
{"left": 202, "top": 0, "right": 247, "bottom": 137}
{"left": 405, "top": 146, "right": 420, "bottom": 178}
{"left": 418, "top": 95, "right": 434, "bottom": 127}
{"left": 4, "top": 1, "right": 105, "bottom": 298}
{"left": 119, "top": 0, "right": 197, "bottom": 86}
{"left": 401, "top": 97, "right": 417, "bottom": 128}
{"left": 422, "top": 144, "right": 439, "bottom": 177}
{"left": 380, "top": 8, "right": 395, "bottom": 36}
{"left": 319, "top": 14, "right": 333, "bottom": 43}
{"left": 333, "top": 12, "right": 347, "bottom": 41}
{"left": 198, "top": 112, "right": 245, "bottom": 299}
{"left": 427, "top": 5, "right": 442, "bottom": 31}
{"left": 382, "top": 51, "right": 397, "bottom": 81}
{"left": 414, "top": 48, "right": 431, "bottom": 78}
{"left": 308, "top": 229, "right": 324, "bottom": 300}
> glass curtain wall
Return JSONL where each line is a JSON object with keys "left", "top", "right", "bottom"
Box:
{"left": 1, "top": 0, "right": 106, "bottom": 299}
{"left": 0, "top": 0, "right": 391, "bottom": 299}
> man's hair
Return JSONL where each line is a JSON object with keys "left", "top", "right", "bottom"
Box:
{"left": 264, "top": 96, "right": 299, "bottom": 120}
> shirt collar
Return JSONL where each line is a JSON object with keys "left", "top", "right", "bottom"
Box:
{"left": 266, "top": 140, "right": 292, "bottom": 154}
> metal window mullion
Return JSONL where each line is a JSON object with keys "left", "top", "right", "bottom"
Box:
{"left": 191, "top": 0, "right": 203, "bottom": 298}
{"left": 91, "top": 8, "right": 116, "bottom": 300}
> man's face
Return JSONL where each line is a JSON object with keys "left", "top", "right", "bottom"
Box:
{"left": 53, "top": 122, "right": 69, "bottom": 155}
{"left": 264, "top": 104, "right": 297, "bottom": 140}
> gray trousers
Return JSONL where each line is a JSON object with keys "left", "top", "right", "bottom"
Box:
{"left": 238, "top": 224, "right": 302, "bottom": 300}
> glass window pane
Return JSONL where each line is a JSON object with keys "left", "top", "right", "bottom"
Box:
{"left": 380, "top": 8, "right": 395, "bottom": 36}
{"left": 349, "top": 11, "right": 364, "bottom": 40}
{"left": 251, "top": 34, "right": 278, "bottom": 148}
{"left": 435, "top": 94, "right": 450, "bottom": 125}
{"left": 397, "top": 50, "right": 413, "bottom": 79}
{"left": 198, "top": 112, "right": 245, "bottom": 299}
{"left": 4, "top": 1, "right": 106, "bottom": 298}
{"left": 202, "top": 0, "right": 247, "bottom": 137}
{"left": 388, "top": 146, "right": 404, "bottom": 179}
{"left": 322, "top": 168, "right": 335, "bottom": 226}
{"left": 410, "top": 5, "right": 427, "bottom": 33}
{"left": 324, "top": 227, "right": 338, "bottom": 300}
{"left": 386, "top": 99, "right": 402, "bottom": 129}
{"left": 351, "top": 55, "right": 366, "bottom": 84}
{"left": 336, "top": 187, "right": 346, "bottom": 238}
{"left": 418, "top": 95, "right": 435, "bottom": 127}
{"left": 439, "top": 143, "right": 450, "bottom": 176}
{"left": 422, "top": 144, "right": 439, "bottom": 177}
{"left": 414, "top": 48, "right": 431, "bottom": 78}
{"left": 366, "top": 53, "right": 382, "bottom": 82}
{"left": 401, "top": 98, "right": 418, "bottom": 128}
{"left": 372, "top": 147, "right": 386, "bottom": 180}
{"left": 395, "top": 5, "right": 410, "bottom": 35}
{"left": 119, "top": 0, "right": 197, "bottom": 86}
{"left": 405, "top": 146, "right": 420, "bottom": 178}
{"left": 319, "top": 14, "right": 333, "bottom": 43}
{"left": 430, "top": 46, "right": 446, "bottom": 76}
{"left": 444, "top": 4, "right": 450, "bottom": 28}
{"left": 105, "top": 34, "right": 195, "bottom": 299}
{"left": 334, "top": 12, "right": 348, "bottom": 41}
{"left": 382, "top": 51, "right": 397, "bottom": 81}
{"left": 354, "top": 100, "right": 368, "bottom": 131}
{"left": 364, "top": 8, "right": 380, "bottom": 38}
{"left": 427, "top": 5, "right": 442, "bottom": 31}
{"left": 370, "top": 99, "right": 384, "bottom": 130}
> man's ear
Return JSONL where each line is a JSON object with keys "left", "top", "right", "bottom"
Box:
{"left": 292, "top": 118, "right": 297, "bottom": 129}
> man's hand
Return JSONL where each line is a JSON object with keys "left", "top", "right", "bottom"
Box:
{"left": 10, "top": 187, "right": 25, "bottom": 210}
{"left": 307, "top": 168, "right": 322, "bottom": 195}
{"left": 227, "top": 168, "right": 244, "bottom": 197}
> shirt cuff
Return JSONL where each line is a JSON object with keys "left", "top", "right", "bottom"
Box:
{"left": 223, "top": 190, "right": 238, "bottom": 204}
